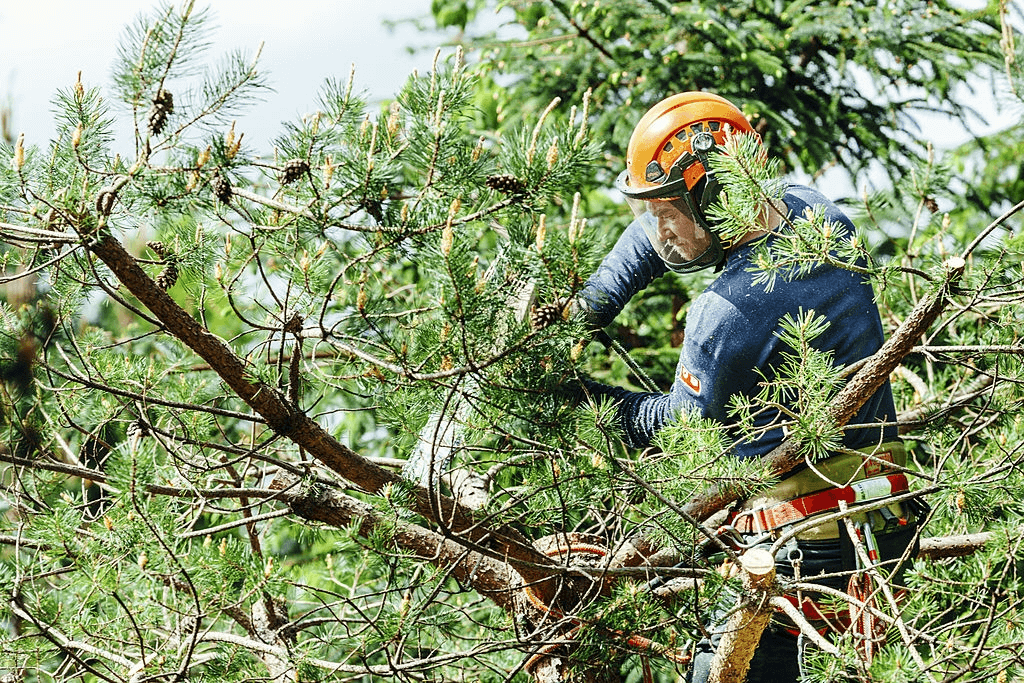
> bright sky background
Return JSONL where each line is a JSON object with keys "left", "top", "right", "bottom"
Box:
{"left": 0, "top": 0, "right": 445, "bottom": 153}
{"left": 2, "top": 1, "right": 1018, "bottom": 191}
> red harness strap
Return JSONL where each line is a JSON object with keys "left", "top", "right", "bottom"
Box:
{"left": 729, "top": 473, "right": 909, "bottom": 534}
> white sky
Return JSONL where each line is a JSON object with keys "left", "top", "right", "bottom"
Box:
{"left": 0, "top": 0, "right": 444, "bottom": 152}
{"left": 2, "top": 1, "right": 1018, "bottom": 186}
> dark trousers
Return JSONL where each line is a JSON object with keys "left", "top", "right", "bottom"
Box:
{"left": 686, "top": 524, "right": 919, "bottom": 683}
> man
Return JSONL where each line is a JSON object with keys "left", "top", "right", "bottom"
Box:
{"left": 576, "top": 92, "right": 919, "bottom": 681}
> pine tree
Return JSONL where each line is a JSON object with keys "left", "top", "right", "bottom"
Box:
{"left": 1, "top": 2, "right": 1023, "bottom": 683}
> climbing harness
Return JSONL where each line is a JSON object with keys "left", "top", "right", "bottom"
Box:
{"left": 725, "top": 473, "right": 910, "bottom": 536}
{"left": 710, "top": 447, "right": 923, "bottom": 663}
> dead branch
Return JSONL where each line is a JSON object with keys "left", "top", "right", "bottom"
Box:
{"left": 918, "top": 529, "right": 1004, "bottom": 560}
{"left": 707, "top": 548, "right": 776, "bottom": 683}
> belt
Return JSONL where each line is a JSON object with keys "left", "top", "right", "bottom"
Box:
{"left": 728, "top": 473, "right": 910, "bottom": 535}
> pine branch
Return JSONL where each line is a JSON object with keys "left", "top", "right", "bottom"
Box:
{"left": 193, "top": 631, "right": 508, "bottom": 675}
{"left": 38, "top": 359, "right": 266, "bottom": 423}
{"left": 177, "top": 508, "right": 292, "bottom": 539}
{"left": 0, "top": 221, "right": 78, "bottom": 243}
{"left": 768, "top": 596, "right": 840, "bottom": 654}
{"left": 82, "top": 228, "right": 557, "bottom": 585}
{"left": 275, "top": 475, "right": 518, "bottom": 611}
{"left": 548, "top": 0, "right": 617, "bottom": 63}
{"left": 917, "top": 528, "right": 1013, "bottom": 560}
{"left": 9, "top": 595, "right": 134, "bottom": 680}
{"left": 0, "top": 461, "right": 511, "bottom": 617}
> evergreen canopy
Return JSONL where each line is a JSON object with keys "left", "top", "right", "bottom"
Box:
{"left": 1, "top": 1, "right": 1023, "bottom": 681}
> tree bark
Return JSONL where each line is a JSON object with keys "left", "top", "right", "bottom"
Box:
{"left": 85, "top": 232, "right": 556, "bottom": 584}
{"left": 707, "top": 549, "right": 776, "bottom": 683}
{"left": 250, "top": 596, "right": 296, "bottom": 682}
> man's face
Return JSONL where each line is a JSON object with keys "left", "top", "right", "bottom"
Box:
{"left": 646, "top": 198, "right": 712, "bottom": 262}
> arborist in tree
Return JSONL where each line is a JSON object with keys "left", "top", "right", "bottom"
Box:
{"left": 575, "top": 91, "right": 923, "bottom": 681}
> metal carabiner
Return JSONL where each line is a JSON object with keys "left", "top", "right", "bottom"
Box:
{"left": 727, "top": 506, "right": 769, "bottom": 536}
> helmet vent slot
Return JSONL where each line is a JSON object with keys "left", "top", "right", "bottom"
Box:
{"left": 645, "top": 161, "right": 666, "bottom": 182}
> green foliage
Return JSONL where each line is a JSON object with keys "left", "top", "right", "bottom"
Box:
{"left": 437, "top": 0, "right": 1005, "bottom": 188}
{"left": 729, "top": 309, "right": 846, "bottom": 460}
{"left": 1, "top": 1, "right": 1023, "bottom": 682}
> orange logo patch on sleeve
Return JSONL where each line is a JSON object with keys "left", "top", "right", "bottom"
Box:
{"left": 679, "top": 364, "right": 701, "bottom": 394}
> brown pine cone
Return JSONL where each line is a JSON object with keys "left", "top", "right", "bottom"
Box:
{"left": 155, "top": 262, "right": 179, "bottom": 290}
{"left": 146, "top": 240, "right": 168, "bottom": 257}
{"left": 279, "top": 158, "right": 310, "bottom": 185}
{"left": 95, "top": 189, "right": 116, "bottom": 217}
{"left": 531, "top": 302, "right": 563, "bottom": 330}
{"left": 147, "top": 90, "right": 174, "bottom": 136}
{"left": 212, "top": 173, "right": 232, "bottom": 204}
{"left": 486, "top": 174, "right": 527, "bottom": 196}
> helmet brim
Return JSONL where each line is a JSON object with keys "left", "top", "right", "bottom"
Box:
{"left": 614, "top": 166, "right": 692, "bottom": 200}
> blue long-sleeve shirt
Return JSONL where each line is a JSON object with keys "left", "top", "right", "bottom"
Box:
{"left": 580, "top": 185, "right": 899, "bottom": 458}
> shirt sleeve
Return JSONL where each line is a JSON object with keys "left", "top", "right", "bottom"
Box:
{"left": 577, "top": 216, "right": 667, "bottom": 328}
{"left": 584, "top": 291, "right": 768, "bottom": 450}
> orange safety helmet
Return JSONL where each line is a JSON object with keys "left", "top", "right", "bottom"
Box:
{"left": 616, "top": 91, "right": 757, "bottom": 200}
{"left": 615, "top": 91, "right": 761, "bottom": 273}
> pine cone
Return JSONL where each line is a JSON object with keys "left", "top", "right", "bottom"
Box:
{"left": 531, "top": 302, "right": 563, "bottom": 330}
{"left": 147, "top": 240, "right": 168, "bottom": 257}
{"left": 155, "top": 262, "right": 179, "bottom": 290}
{"left": 279, "top": 158, "right": 310, "bottom": 185}
{"left": 147, "top": 89, "right": 174, "bottom": 136}
{"left": 212, "top": 173, "right": 232, "bottom": 204}
{"left": 486, "top": 174, "right": 527, "bottom": 196}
